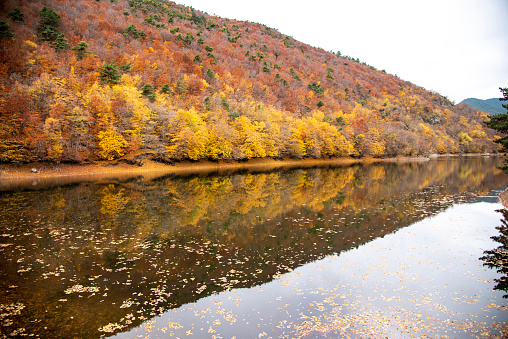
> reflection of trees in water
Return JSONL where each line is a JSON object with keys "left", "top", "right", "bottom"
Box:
{"left": 1, "top": 157, "right": 508, "bottom": 337}
{"left": 481, "top": 208, "right": 508, "bottom": 299}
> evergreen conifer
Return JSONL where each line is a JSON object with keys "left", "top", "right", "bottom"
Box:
{"left": 0, "top": 20, "right": 14, "bottom": 40}
{"left": 98, "top": 61, "right": 121, "bottom": 86}
{"left": 7, "top": 8, "right": 24, "bottom": 23}
{"left": 71, "top": 41, "right": 91, "bottom": 60}
{"left": 485, "top": 87, "right": 508, "bottom": 172}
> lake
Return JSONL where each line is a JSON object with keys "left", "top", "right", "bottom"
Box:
{"left": 1, "top": 156, "right": 507, "bottom": 338}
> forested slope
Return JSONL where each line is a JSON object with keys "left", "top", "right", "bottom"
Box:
{"left": 0, "top": 0, "right": 500, "bottom": 163}
{"left": 460, "top": 98, "right": 505, "bottom": 115}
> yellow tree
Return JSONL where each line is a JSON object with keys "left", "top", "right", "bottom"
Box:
{"left": 97, "top": 129, "right": 128, "bottom": 160}
{"left": 234, "top": 116, "right": 267, "bottom": 158}
{"left": 112, "top": 75, "right": 153, "bottom": 160}
{"left": 290, "top": 111, "right": 353, "bottom": 158}
{"left": 43, "top": 117, "right": 64, "bottom": 162}
{"left": 289, "top": 118, "right": 309, "bottom": 157}
{"left": 364, "top": 127, "right": 386, "bottom": 157}
{"left": 84, "top": 82, "right": 128, "bottom": 160}
{"left": 206, "top": 120, "right": 238, "bottom": 160}
{"left": 168, "top": 108, "right": 208, "bottom": 160}
{"left": 263, "top": 122, "right": 281, "bottom": 157}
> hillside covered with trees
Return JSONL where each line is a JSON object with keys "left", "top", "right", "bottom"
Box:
{"left": 460, "top": 97, "right": 506, "bottom": 115}
{"left": 0, "top": 0, "right": 501, "bottom": 164}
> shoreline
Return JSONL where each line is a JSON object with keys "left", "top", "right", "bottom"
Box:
{"left": 0, "top": 153, "right": 498, "bottom": 191}
{"left": 0, "top": 155, "right": 433, "bottom": 180}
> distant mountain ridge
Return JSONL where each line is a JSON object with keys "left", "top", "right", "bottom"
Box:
{"left": 460, "top": 98, "right": 505, "bottom": 115}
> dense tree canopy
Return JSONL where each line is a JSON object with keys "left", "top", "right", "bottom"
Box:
{"left": 0, "top": 0, "right": 502, "bottom": 164}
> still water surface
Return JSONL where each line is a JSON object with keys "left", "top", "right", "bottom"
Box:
{"left": 1, "top": 157, "right": 507, "bottom": 338}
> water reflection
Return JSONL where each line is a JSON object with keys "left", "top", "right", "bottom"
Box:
{"left": 481, "top": 208, "right": 508, "bottom": 299}
{"left": 0, "top": 157, "right": 507, "bottom": 338}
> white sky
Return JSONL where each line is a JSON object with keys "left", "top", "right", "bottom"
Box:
{"left": 175, "top": 0, "right": 508, "bottom": 103}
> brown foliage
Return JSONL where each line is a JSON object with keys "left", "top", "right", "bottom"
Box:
{"left": 0, "top": 0, "right": 498, "bottom": 163}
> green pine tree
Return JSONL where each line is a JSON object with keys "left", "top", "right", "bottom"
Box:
{"left": 53, "top": 33, "right": 69, "bottom": 51}
{"left": 141, "top": 83, "right": 156, "bottom": 99}
{"left": 71, "top": 41, "right": 92, "bottom": 60}
{"left": 98, "top": 61, "right": 121, "bottom": 86}
{"left": 206, "top": 68, "right": 215, "bottom": 79}
{"left": 8, "top": 8, "right": 24, "bottom": 23}
{"left": 38, "top": 6, "right": 61, "bottom": 33}
{"left": 0, "top": 20, "right": 14, "bottom": 40}
{"left": 37, "top": 6, "right": 69, "bottom": 51}
{"left": 120, "top": 63, "right": 131, "bottom": 73}
{"left": 160, "top": 84, "right": 171, "bottom": 94}
{"left": 124, "top": 24, "right": 145, "bottom": 39}
{"left": 485, "top": 87, "right": 508, "bottom": 172}
{"left": 204, "top": 96, "right": 212, "bottom": 110}
{"left": 184, "top": 32, "right": 194, "bottom": 45}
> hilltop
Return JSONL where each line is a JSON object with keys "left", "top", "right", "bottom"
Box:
{"left": 0, "top": 0, "right": 501, "bottom": 164}
{"left": 460, "top": 97, "right": 505, "bottom": 115}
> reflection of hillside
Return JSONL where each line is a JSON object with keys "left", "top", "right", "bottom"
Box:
{"left": 0, "top": 157, "right": 507, "bottom": 338}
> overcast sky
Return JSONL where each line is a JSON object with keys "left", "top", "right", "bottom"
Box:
{"left": 176, "top": 0, "right": 508, "bottom": 103}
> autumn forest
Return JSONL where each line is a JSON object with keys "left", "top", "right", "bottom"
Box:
{"left": 0, "top": 0, "right": 501, "bottom": 164}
